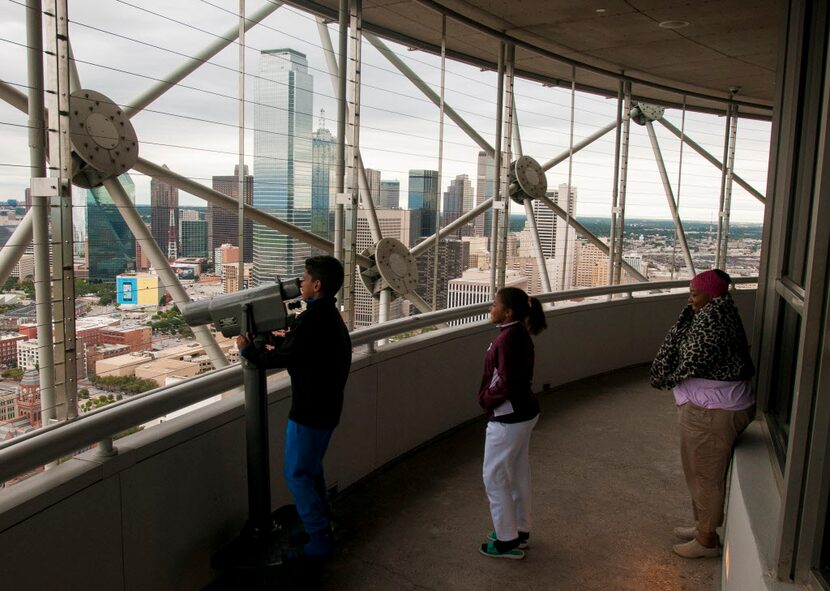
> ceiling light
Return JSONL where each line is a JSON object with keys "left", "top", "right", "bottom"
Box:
{"left": 596, "top": 8, "right": 607, "bottom": 13}
{"left": 659, "top": 20, "right": 690, "bottom": 29}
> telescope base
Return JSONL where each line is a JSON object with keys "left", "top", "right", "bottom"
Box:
{"left": 211, "top": 504, "right": 302, "bottom": 572}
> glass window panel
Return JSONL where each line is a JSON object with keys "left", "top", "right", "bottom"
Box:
{"left": 765, "top": 300, "right": 802, "bottom": 468}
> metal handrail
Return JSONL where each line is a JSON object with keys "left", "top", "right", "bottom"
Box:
{"left": 0, "top": 277, "right": 757, "bottom": 484}
{"left": 349, "top": 276, "right": 757, "bottom": 345}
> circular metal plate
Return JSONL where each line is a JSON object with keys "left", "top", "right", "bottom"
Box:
{"left": 358, "top": 245, "right": 380, "bottom": 295}
{"left": 509, "top": 155, "right": 547, "bottom": 204}
{"left": 631, "top": 102, "right": 665, "bottom": 125}
{"left": 374, "top": 237, "right": 418, "bottom": 296}
{"left": 69, "top": 89, "right": 138, "bottom": 188}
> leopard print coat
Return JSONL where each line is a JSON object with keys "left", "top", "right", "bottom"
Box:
{"left": 650, "top": 292, "right": 754, "bottom": 390}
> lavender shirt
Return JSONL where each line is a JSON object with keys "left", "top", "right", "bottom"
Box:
{"left": 673, "top": 377, "right": 755, "bottom": 411}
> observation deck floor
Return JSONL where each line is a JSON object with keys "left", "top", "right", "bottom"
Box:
{"left": 210, "top": 364, "right": 721, "bottom": 590}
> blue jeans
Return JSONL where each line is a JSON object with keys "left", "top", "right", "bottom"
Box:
{"left": 283, "top": 419, "right": 334, "bottom": 536}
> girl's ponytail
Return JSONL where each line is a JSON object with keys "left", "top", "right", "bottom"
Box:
{"left": 526, "top": 297, "right": 547, "bottom": 335}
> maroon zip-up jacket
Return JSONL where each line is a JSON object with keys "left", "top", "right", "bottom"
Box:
{"left": 477, "top": 322, "right": 540, "bottom": 423}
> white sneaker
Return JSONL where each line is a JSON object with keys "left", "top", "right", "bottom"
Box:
{"left": 673, "top": 538, "right": 720, "bottom": 559}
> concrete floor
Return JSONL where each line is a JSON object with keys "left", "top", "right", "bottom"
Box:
{"left": 208, "top": 364, "right": 721, "bottom": 590}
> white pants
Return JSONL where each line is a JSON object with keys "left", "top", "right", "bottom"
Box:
{"left": 482, "top": 416, "right": 538, "bottom": 541}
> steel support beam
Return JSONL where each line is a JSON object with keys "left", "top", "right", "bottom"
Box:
{"left": 133, "top": 158, "right": 371, "bottom": 268}
{"left": 45, "top": 0, "right": 78, "bottom": 420}
{"left": 497, "top": 44, "right": 516, "bottom": 290}
{"left": 104, "top": 178, "right": 228, "bottom": 369}
{"left": 410, "top": 197, "right": 494, "bottom": 258}
{"left": 717, "top": 104, "right": 739, "bottom": 268}
{"left": 658, "top": 117, "right": 765, "bottom": 204}
{"left": 66, "top": 41, "right": 81, "bottom": 92}
{"left": 611, "top": 82, "right": 632, "bottom": 284}
{"left": 317, "top": 18, "right": 383, "bottom": 245}
{"left": 341, "top": 0, "right": 363, "bottom": 328}
{"left": 645, "top": 122, "right": 696, "bottom": 276}
{"left": 0, "top": 210, "right": 34, "bottom": 286}
{"left": 607, "top": 82, "right": 624, "bottom": 286}
{"left": 559, "top": 69, "right": 576, "bottom": 291}
{"left": 27, "top": 0, "right": 57, "bottom": 425}
{"left": 716, "top": 104, "right": 733, "bottom": 268}
{"left": 489, "top": 43, "right": 505, "bottom": 297}
{"left": 124, "top": 1, "right": 282, "bottom": 119}
{"left": 523, "top": 199, "right": 552, "bottom": 292}
{"left": 364, "top": 32, "right": 495, "bottom": 157}
{"left": 512, "top": 100, "right": 522, "bottom": 158}
{"left": 670, "top": 101, "right": 688, "bottom": 280}
{"left": 403, "top": 287, "right": 435, "bottom": 315}
{"left": 537, "top": 194, "right": 647, "bottom": 282}
{"left": 235, "top": 0, "right": 246, "bottom": 291}
{"left": 357, "top": 151, "right": 382, "bottom": 243}
{"left": 541, "top": 120, "right": 619, "bottom": 172}
{"left": 334, "top": 0, "right": 348, "bottom": 273}
{"left": 377, "top": 286, "right": 391, "bottom": 343}
{"left": 431, "top": 15, "right": 447, "bottom": 310}
{"left": 0, "top": 78, "right": 29, "bottom": 113}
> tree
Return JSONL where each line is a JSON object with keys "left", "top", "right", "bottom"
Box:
{"left": 19, "top": 280, "right": 35, "bottom": 299}
{"left": 1, "top": 276, "right": 16, "bottom": 293}
{"left": 1, "top": 368, "right": 24, "bottom": 380}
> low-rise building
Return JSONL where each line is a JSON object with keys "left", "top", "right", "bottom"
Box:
{"left": 0, "top": 333, "right": 24, "bottom": 366}
{"left": 134, "top": 358, "right": 200, "bottom": 386}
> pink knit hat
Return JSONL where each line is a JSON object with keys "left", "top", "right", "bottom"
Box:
{"left": 690, "top": 269, "right": 730, "bottom": 298}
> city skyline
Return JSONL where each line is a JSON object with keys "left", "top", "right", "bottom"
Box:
{"left": 0, "top": 1, "right": 771, "bottom": 225}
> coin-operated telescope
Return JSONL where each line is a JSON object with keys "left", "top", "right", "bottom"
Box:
{"left": 179, "top": 278, "right": 302, "bottom": 338}
{"left": 180, "top": 278, "right": 303, "bottom": 572}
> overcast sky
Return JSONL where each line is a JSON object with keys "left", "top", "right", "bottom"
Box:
{"left": 0, "top": 0, "right": 770, "bottom": 223}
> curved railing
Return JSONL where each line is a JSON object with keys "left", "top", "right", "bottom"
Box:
{"left": 0, "top": 277, "right": 756, "bottom": 484}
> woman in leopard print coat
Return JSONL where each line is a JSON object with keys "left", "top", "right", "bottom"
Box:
{"left": 650, "top": 269, "right": 755, "bottom": 560}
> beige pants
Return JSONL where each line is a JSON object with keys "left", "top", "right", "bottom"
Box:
{"left": 678, "top": 403, "right": 754, "bottom": 534}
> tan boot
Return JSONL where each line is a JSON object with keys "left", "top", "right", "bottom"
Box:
{"left": 673, "top": 525, "right": 697, "bottom": 540}
{"left": 672, "top": 538, "right": 720, "bottom": 559}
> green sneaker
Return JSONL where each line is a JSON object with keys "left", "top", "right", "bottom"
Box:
{"left": 487, "top": 531, "right": 529, "bottom": 549}
{"left": 479, "top": 541, "right": 525, "bottom": 560}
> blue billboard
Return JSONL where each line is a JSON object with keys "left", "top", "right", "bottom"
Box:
{"left": 117, "top": 276, "right": 138, "bottom": 305}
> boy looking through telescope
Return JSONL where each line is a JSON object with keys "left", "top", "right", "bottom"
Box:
{"left": 236, "top": 255, "right": 352, "bottom": 559}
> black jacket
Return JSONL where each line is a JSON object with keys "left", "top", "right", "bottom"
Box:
{"left": 240, "top": 296, "right": 352, "bottom": 429}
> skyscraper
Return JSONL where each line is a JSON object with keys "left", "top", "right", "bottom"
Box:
{"left": 312, "top": 115, "right": 335, "bottom": 242}
{"left": 475, "top": 151, "right": 495, "bottom": 237}
{"left": 408, "top": 169, "right": 439, "bottom": 240}
{"left": 379, "top": 180, "right": 400, "bottom": 209}
{"left": 210, "top": 165, "right": 253, "bottom": 262}
{"left": 353, "top": 209, "right": 412, "bottom": 327}
{"left": 180, "top": 219, "right": 209, "bottom": 258}
{"left": 253, "top": 49, "right": 313, "bottom": 285}
{"left": 414, "top": 237, "right": 469, "bottom": 311}
{"left": 532, "top": 183, "right": 577, "bottom": 289}
{"left": 442, "top": 174, "right": 474, "bottom": 237}
{"left": 364, "top": 168, "right": 381, "bottom": 206}
{"left": 447, "top": 269, "right": 527, "bottom": 325}
{"left": 150, "top": 165, "right": 179, "bottom": 257}
{"left": 87, "top": 173, "right": 135, "bottom": 283}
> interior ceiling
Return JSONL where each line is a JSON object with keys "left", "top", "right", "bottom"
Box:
{"left": 297, "top": 0, "right": 780, "bottom": 117}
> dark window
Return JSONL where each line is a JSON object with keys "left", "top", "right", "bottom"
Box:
{"left": 765, "top": 300, "right": 802, "bottom": 468}
{"left": 821, "top": 499, "right": 830, "bottom": 582}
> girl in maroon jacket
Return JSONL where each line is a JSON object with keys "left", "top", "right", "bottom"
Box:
{"left": 478, "top": 287, "right": 547, "bottom": 560}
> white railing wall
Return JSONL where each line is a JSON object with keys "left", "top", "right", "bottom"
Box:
{"left": 0, "top": 288, "right": 756, "bottom": 590}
